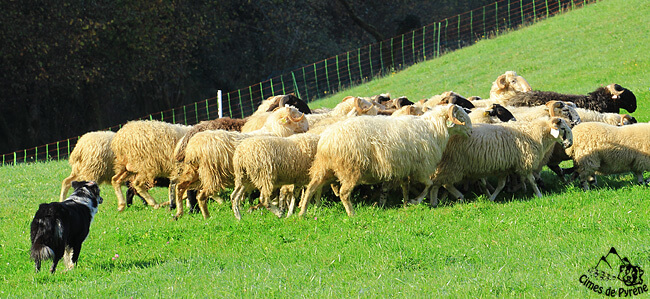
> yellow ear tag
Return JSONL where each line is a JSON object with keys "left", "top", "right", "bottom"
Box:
{"left": 280, "top": 117, "right": 288, "bottom": 124}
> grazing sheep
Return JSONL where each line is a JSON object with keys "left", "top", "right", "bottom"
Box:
{"left": 427, "top": 117, "right": 573, "bottom": 206}
{"left": 60, "top": 131, "right": 116, "bottom": 202}
{"left": 564, "top": 122, "right": 650, "bottom": 190}
{"left": 471, "top": 71, "right": 533, "bottom": 107}
{"left": 507, "top": 83, "right": 636, "bottom": 113}
{"left": 575, "top": 108, "right": 637, "bottom": 126}
{"left": 230, "top": 133, "right": 320, "bottom": 220}
{"left": 298, "top": 104, "right": 472, "bottom": 217}
{"left": 172, "top": 106, "right": 309, "bottom": 219}
{"left": 110, "top": 120, "right": 192, "bottom": 211}
{"left": 468, "top": 104, "right": 516, "bottom": 124}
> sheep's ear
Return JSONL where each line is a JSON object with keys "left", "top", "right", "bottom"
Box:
{"left": 496, "top": 74, "right": 507, "bottom": 89}
{"left": 550, "top": 128, "right": 560, "bottom": 138}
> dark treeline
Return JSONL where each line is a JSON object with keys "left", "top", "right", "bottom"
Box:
{"left": 0, "top": 0, "right": 495, "bottom": 154}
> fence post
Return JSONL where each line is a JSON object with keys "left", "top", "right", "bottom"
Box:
{"left": 218, "top": 90, "right": 223, "bottom": 118}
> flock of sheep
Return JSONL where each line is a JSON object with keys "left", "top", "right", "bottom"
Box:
{"left": 59, "top": 71, "right": 643, "bottom": 220}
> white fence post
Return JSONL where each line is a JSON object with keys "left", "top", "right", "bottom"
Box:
{"left": 217, "top": 90, "right": 223, "bottom": 118}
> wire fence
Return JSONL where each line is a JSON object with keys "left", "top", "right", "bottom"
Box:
{"left": 1, "top": 0, "right": 597, "bottom": 166}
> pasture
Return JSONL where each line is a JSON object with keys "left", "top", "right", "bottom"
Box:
{"left": 1, "top": 0, "right": 649, "bottom": 297}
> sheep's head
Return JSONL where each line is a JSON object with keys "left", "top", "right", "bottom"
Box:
{"left": 548, "top": 117, "right": 573, "bottom": 149}
{"left": 371, "top": 93, "right": 392, "bottom": 107}
{"left": 545, "top": 101, "right": 581, "bottom": 127}
{"left": 490, "top": 71, "right": 532, "bottom": 100}
{"left": 350, "top": 96, "right": 378, "bottom": 116}
{"left": 446, "top": 104, "right": 472, "bottom": 137}
{"left": 391, "top": 105, "right": 424, "bottom": 116}
{"left": 270, "top": 106, "right": 309, "bottom": 134}
{"left": 620, "top": 114, "right": 637, "bottom": 126}
{"left": 438, "top": 93, "right": 475, "bottom": 109}
{"left": 486, "top": 104, "right": 516, "bottom": 122}
{"left": 264, "top": 94, "right": 312, "bottom": 114}
{"left": 606, "top": 83, "right": 637, "bottom": 113}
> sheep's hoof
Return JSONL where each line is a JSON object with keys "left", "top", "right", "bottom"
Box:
{"left": 117, "top": 205, "right": 126, "bottom": 212}
{"left": 153, "top": 204, "right": 160, "bottom": 209}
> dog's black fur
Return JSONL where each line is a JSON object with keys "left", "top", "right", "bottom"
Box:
{"left": 30, "top": 181, "right": 102, "bottom": 273}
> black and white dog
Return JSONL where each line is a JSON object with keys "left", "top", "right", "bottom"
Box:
{"left": 30, "top": 180, "right": 103, "bottom": 273}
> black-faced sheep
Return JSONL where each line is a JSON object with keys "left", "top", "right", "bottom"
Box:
{"left": 427, "top": 117, "right": 573, "bottom": 206}
{"left": 565, "top": 122, "right": 650, "bottom": 190}
{"left": 468, "top": 104, "right": 516, "bottom": 124}
{"left": 298, "top": 104, "right": 472, "bottom": 217}
{"left": 575, "top": 108, "right": 637, "bottom": 126}
{"left": 172, "top": 106, "right": 309, "bottom": 219}
{"left": 110, "top": 120, "right": 192, "bottom": 211}
{"left": 507, "top": 84, "right": 636, "bottom": 113}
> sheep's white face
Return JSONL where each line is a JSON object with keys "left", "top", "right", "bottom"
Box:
{"left": 283, "top": 107, "right": 309, "bottom": 133}
{"left": 548, "top": 101, "right": 581, "bottom": 127}
{"left": 491, "top": 71, "right": 532, "bottom": 96}
{"left": 447, "top": 105, "right": 472, "bottom": 137}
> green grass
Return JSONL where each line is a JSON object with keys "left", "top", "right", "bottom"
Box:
{"left": 2, "top": 0, "right": 650, "bottom": 297}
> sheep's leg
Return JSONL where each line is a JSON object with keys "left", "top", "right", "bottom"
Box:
{"left": 338, "top": 182, "right": 356, "bottom": 217}
{"left": 173, "top": 183, "right": 189, "bottom": 220}
{"left": 230, "top": 184, "right": 246, "bottom": 220}
{"left": 478, "top": 179, "right": 491, "bottom": 196}
{"left": 488, "top": 177, "right": 507, "bottom": 201}
{"left": 428, "top": 185, "right": 441, "bottom": 207}
{"left": 59, "top": 173, "right": 77, "bottom": 202}
{"left": 286, "top": 186, "right": 303, "bottom": 217}
{"left": 443, "top": 184, "right": 465, "bottom": 202}
{"left": 167, "top": 182, "right": 177, "bottom": 209}
{"left": 111, "top": 170, "right": 130, "bottom": 211}
{"left": 525, "top": 173, "right": 543, "bottom": 198}
{"left": 261, "top": 187, "right": 283, "bottom": 218}
{"left": 547, "top": 164, "right": 566, "bottom": 182}
{"left": 313, "top": 186, "right": 323, "bottom": 207}
{"left": 131, "top": 180, "right": 159, "bottom": 209}
{"left": 400, "top": 181, "right": 410, "bottom": 208}
{"left": 299, "top": 174, "right": 330, "bottom": 217}
{"left": 378, "top": 182, "right": 391, "bottom": 207}
{"left": 411, "top": 178, "right": 432, "bottom": 205}
{"left": 196, "top": 190, "right": 211, "bottom": 219}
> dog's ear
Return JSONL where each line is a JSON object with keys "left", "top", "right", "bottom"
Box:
{"left": 71, "top": 181, "right": 84, "bottom": 190}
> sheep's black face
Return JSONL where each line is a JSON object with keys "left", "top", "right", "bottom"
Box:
{"left": 618, "top": 88, "right": 637, "bottom": 113}
{"left": 442, "top": 95, "right": 475, "bottom": 110}
{"left": 489, "top": 104, "right": 516, "bottom": 122}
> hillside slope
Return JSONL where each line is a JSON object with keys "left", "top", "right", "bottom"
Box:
{"left": 311, "top": 0, "right": 649, "bottom": 120}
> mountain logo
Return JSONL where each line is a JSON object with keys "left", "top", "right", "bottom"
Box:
{"left": 579, "top": 247, "right": 648, "bottom": 297}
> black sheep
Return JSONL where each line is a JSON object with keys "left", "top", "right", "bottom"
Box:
{"left": 508, "top": 83, "right": 636, "bottom": 113}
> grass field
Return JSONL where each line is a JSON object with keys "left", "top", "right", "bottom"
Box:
{"left": 1, "top": 0, "right": 650, "bottom": 297}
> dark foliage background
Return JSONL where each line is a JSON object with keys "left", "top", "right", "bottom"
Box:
{"left": 0, "top": 0, "right": 495, "bottom": 154}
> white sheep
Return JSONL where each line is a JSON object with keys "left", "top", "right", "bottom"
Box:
{"left": 298, "top": 104, "right": 472, "bottom": 217}
{"left": 565, "top": 122, "right": 650, "bottom": 190}
{"left": 60, "top": 131, "right": 115, "bottom": 202}
{"left": 307, "top": 96, "right": 378, "bottom": 134}
{"left": 507, "top": 101, "right": 581, "bottom": 126}
{"left": 427, "top": 117, "right": 573, "bottom": 206}
{"left": 230, "top": 133, "right": 320, "bottom": 220}
{"left": 172, "top": 106, "right": 309, "bottom": 219}
{"left": 471, "top": 71, "right": 532, "bottom": 107}
{"left": 575, "top": 108, "right": 636, "bottom": 126}
{"left": 110, "top": 120, "right": 192, "bottom": 211}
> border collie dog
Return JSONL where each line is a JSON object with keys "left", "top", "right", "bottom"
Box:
{"left": 30, "top": 181, "right": 103, "bottom": 273}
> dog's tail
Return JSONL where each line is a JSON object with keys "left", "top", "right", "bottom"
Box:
{"left": 30, "top": 242, "right": 55, "bottom": 262}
